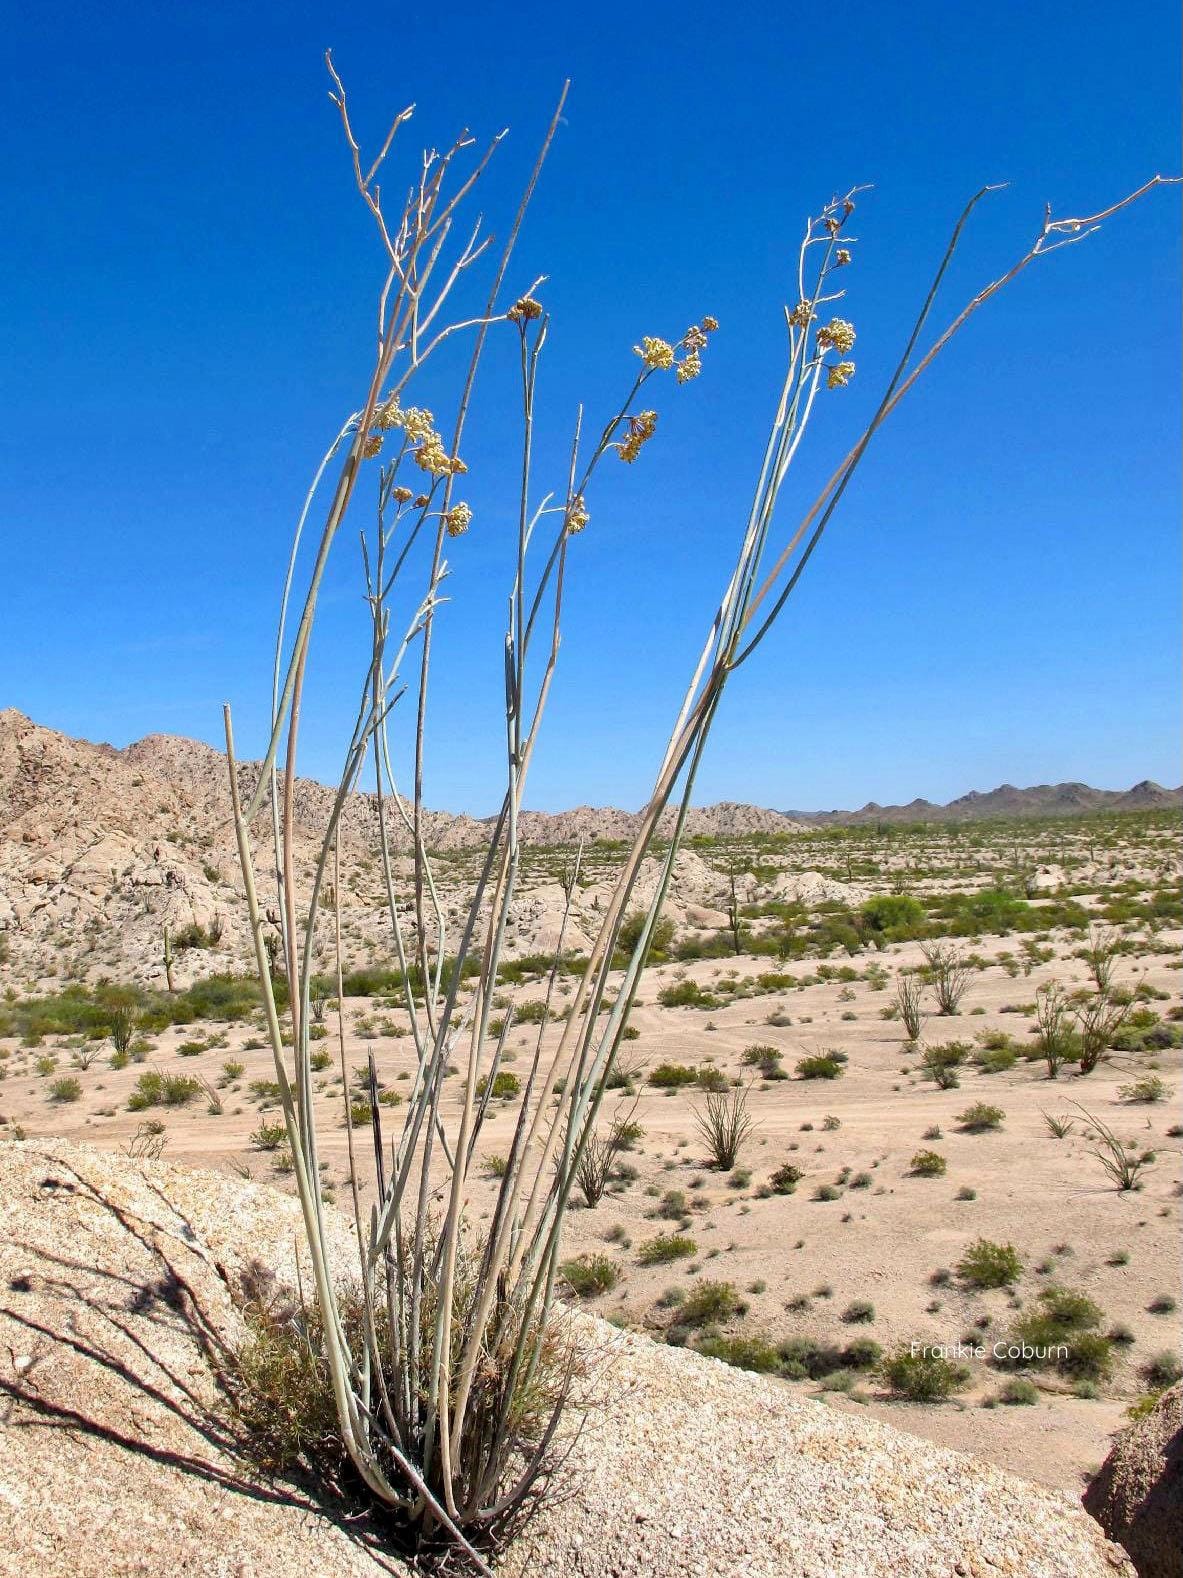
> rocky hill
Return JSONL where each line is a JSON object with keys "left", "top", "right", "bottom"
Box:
{"left": 0, "top": 1137, "right": 1136, "bottom": 1578}
{"left": 0, "top": 707, "right": 1175, "bottom": 989}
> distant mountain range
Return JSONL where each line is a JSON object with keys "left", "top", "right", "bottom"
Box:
{"left": 782, "top": 779, "right": 1183, "bottom": 825}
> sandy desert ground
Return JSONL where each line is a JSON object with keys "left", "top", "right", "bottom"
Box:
{"left": 2, "top": 766, "right": 1179, "bottom": 1501}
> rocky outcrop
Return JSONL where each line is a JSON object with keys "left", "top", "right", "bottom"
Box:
{"left": 1084, "top": 1384, "right": 1182, "bottom": 1578}
{"left": 0, "top": 1138, "right": 1136, "bottom": 1578}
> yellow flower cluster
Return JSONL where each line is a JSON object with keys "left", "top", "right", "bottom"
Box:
{"left": 414, "top": 435, "right": 468, "bottom": 479}
{"left": 617, "top": 409, "right": 658, "bottom": 464}
{"left": 634, "top": 336, "right": 676, "bottom": 370}
{"left": 361, "top": 434, "right": 383, "bottom": 459}
{"left": 392, "top": 485, "right": 413, "bottom": 504}
{"left": 827, "top": 360, "right": 855, "bottom": 389}
{"left": 443, "top": 501, "right": 472, "bottom": 537}
{"left": 817, "top": 317, "right": 856, "bottom": 355}
{"left": 566, "top": 495, "right": 590, "bottom": 534}
{"left": 507, "top": 295, "right": 544, "bottom": 323}
{"left": 676, "top": 350, "right": 702, "bottom": 384}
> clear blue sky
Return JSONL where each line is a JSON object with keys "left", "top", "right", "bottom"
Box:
{"left": 1, "top": 0, "right": 1179, "bottom": 813}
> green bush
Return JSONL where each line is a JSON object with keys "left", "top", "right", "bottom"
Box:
{"left": 910, "top": 1150, "right": 947, "bottom": 1177}
{"left": 796, "top": 1055, "right": 843, "bottom": 1080}
{"left": 637, "top": 1233, "right": 696, "bottom": 1265}
{"left": 680, "top": 1280, "right": 743, "bottom": 1327}
{"left": 957, "top": 1238, "right": 1022, "bottom": 1288}
{"left": 861, "top": 895, "right": 924, "bottom": 934}
{"left": 128, "top": 1070, "right": 202, "bottom": 1110}
{"left": 648, "top": 1062, "right": 700, "bottom": 1089}
{"left": 957, "top": 1102, "right": 1005, "bottom": 1132}
{"left": 769, "top": 1162, "right": 804, "bottom": 1195}
{"left": 881, "top": 1346, "right": 970, "bottom": 1401}
{"left": 998, "top": 1377, "right": 1039, "bottom": 1405}
{"left": 559, "top": 1254, "right": 620, "bottom": 1297}
{"left": 49, "top": 1075, "right": 83, "bottom": 1103}
{"left": 658, "top": 980, "right": 719, "bottom": 1010}
{"left": 475, "top": 1071, "right": 521, "bottom": 1100}
{"left": 696, "top": 1333, "right": 781, "bottom": 1373}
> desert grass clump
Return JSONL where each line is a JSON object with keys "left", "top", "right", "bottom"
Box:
{"left": 769, "top": 1162, "right": 804, "bottom": 1195}
{"left": 220, "top": 70, "right": 1172, "bottom": 1562}
{"left": 1119, "top": 1075, "right": 1168, "bottom": 1104}
{"left": 48, "top": 1075, "right": 83, "bottom": 1103}
{"left": 694, "top": 1085, "right": 754, "bottom": 1170}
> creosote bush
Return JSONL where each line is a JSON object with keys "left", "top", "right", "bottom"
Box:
{"left": 957, "top": 1238, "right": 1022, "bottom": 1289}
{"left": 881, "top": 1346, "right": 970, "bottom": 1401}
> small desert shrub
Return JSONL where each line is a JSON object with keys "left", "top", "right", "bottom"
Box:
{"left": 1119, "top": 1075, "right": 1168, "bottom": 1104}
{"left": 796, "top": 1054, "right": 843, "bottom": 1080}
{"left": 998, "top": 1377, "right": 1039, "bottom": 1406}
{"left": 769, "top": 1162, "right": 803, "bottom": 1195}
{"left": 910, "top": 1150, "right": 947, "bottom": 1178}
{"left": 957, "top": 1102, "right": 1004, "bottom": 1133}
{"left": 813, "top": 1182, "right": 842, "bottom": 1202}
{"left": 1141, "top": 1350, "right": 1183, "bottom": 1389}
{"left": 251, "top": 1120, "right": 288, "bottom": 1151}
{"left": 128, "top": 1070, "right": 201, "bottom": 1110}
{"left": 1147, "top": 1294, "right": 1177, "bottom": 1315}
{"left": 48, "top": 1075, "right": 83, "bottom": 1103}
{"left": 895, "top": 972, "right": 925, "bottom": 1041}
{"left": 696, "top": 1333, "right": 781, "bottom": 1373}
{"left": 658, "top": 980, "right": 719, "bottom": 1010}
{"left": 475, "top": 1071, "right": 520, "bottom": 1101}
{"left": 559, "top": 1254, "right": 619, "bottom": 1298}
{"left": 742, "top": 1043, "right": 786, "bottom": 1079}
{"left": 221, "top": 1059, "right": 246, "bottom": 1083}
{"left": 881, "top": 1346, "right": 970, "bottom": 1401}
{"left": 1005, "top": 1286, "right": 1112, "bottom": 1382}
{"left": 648, "top": 1062, "right": 700, "bottom": 1089}
{"left": 680, "top": 1280, "right": 743, "bottom": 1327}
{"left": 842, "top": 1300, "right": 875, "bottom": 1324}
{"left": 957, "top": 1238, "right": 1022, "bottom": 1288}
{"left": 637, "top": 1233, "right": 696, "bottom": 1265}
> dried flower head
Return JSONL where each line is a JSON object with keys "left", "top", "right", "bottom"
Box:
{"left": 362, "top": 434, "right": 383, "bottom": 459}
{"left": 634, "top": 336, "right": 676, "bottom": 371}
{"left": 701, "top": 315, "right": 719, "bottom": 333}
{"left": 683, "top": 324, "right": 708, "bottom": 351}
{"left": 415, "top": 435, "right": 463, "bottom": 478}
{"left": 507, "top": 295, "right": 544, "bottom": 324}
{"left": 824, "top": 215, "right": 842, "bottom": 237}
{"left": 676, "top": 350, "right": 702, "bottom": 384}
{"left": 817, "top": 317, "right": 856, "bottom": 355}
{"left": 566, "top": 495, "right": 590, "bottom": 534}
{"left": 835, "top": 248, "right": 852, "bottom": 266}
{"left": 616, "top": 409, "right": 658, "bottom": 463}
{"left": 392, "top": 485, "right": 413, "bottom": 504}
{"left": 443, "top": 501, "right": 472, "bottom": 537}
{"left": 414, "top": 494, "right": 430, "bottom": 508}
{"left": 827, "top": 360, "right": 855, "bottom": 389}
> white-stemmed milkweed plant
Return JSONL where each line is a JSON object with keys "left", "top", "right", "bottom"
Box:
{"left": 224, "top": 55, "right": 1175, "bottom": 1573}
